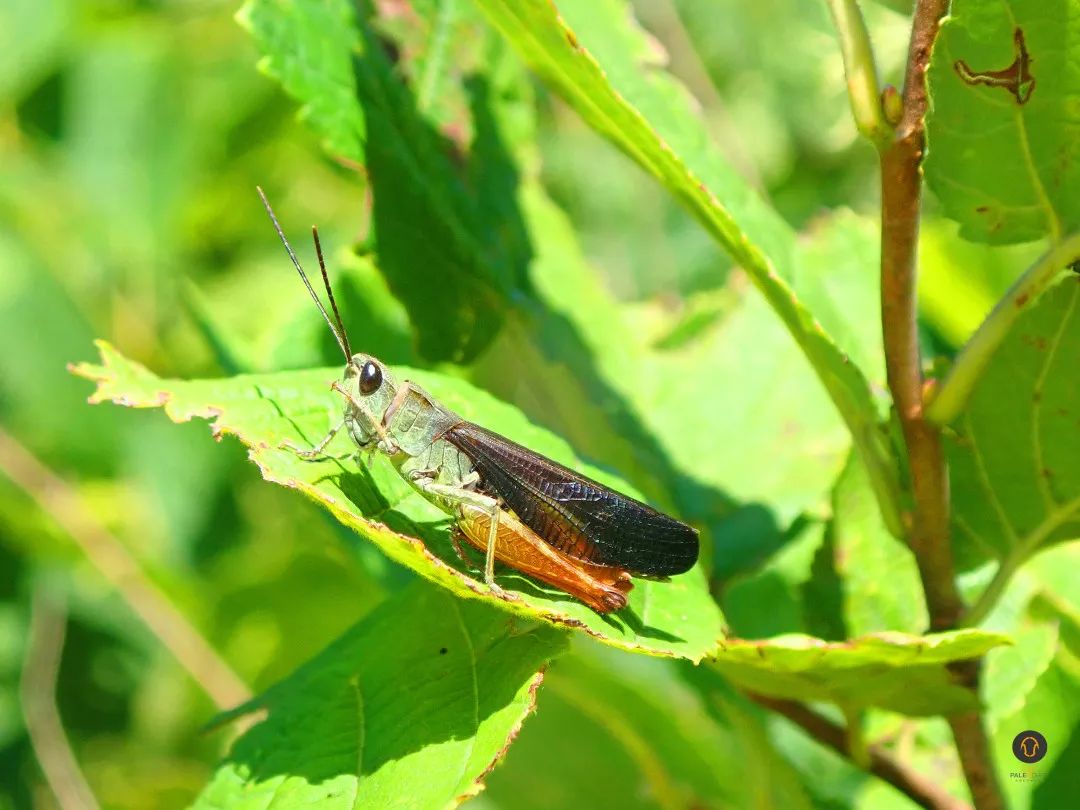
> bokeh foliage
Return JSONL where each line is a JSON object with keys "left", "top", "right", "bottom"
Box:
{"left": 2, "top": 0, "right": 1079, "bottom": 808}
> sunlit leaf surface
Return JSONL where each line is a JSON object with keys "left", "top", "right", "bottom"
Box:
{"left": 950, "top": 280, "right": 1080, "bottom": 570}
{"left": 71, "top": 342, "right": 724, "bottom": 660}
{"left": 194, "top": 581, "right": 566, "bottom": 809}
{"left": 711, "top": 629, "right": 1009, "bottom": 715}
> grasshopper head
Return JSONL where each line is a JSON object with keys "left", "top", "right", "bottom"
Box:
{"left": 342, "top": 354, "right": 398, "bottom": 447}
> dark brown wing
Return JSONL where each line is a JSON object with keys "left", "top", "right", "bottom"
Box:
{"left": 445, "top": 422, "right": 698, "bottom": 576}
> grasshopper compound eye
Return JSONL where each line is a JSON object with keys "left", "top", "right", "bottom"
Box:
{"left": 358, "top": 361, "right": 382, "bottom": 395}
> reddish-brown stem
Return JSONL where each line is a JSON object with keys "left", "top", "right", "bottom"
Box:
{"left": 749, "top": 694, "right": 970, "bottom": 810}
{"left": 880, "top": 2, "right": 1004, "bottom": 808}
{"left": 881, "top": 0, "right": 961, "bottom": 631}
{"left": 947, "top": 661, "right": 1004, "bottom": 810}
{"left": 949, "top": 710, "right": 1003, "bottom": 809}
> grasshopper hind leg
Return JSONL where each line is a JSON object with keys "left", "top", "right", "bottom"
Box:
{"left": 411, "top": 475, "right": 507, "bottom": 598}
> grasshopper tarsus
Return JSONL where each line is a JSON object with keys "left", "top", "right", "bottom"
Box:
{"left": 449, "top": 528, "right": 483, "bottom": 572}
{"left": 279, "top": 439, "right": 329, "bottom": 461}
{"left": 280, "top": 420, "right": 345, "bottom": 461}
{"left": 486, "top": 581, "right": 510, "bottom": 601}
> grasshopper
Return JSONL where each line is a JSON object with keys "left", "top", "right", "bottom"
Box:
{"left": 259, "top": 189, "right": 698, "bottom": 612}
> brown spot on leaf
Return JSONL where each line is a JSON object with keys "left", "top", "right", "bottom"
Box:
{"left": 1036, "top": 337, "right": 1048, "bottom": 350}
{"left": 955, "top": 28, "right": 1035, "bottom": 104}
{"left": 975, "top": 205, "right": 990, "bottom": 214}
{"left": 1016, "top": 293, "right": 1029, "bottom": 307}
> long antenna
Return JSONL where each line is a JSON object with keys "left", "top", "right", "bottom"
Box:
{"left": 312, "top": 226, "right": 352, "bottom": 359}
{"left": 256, "top": 186, "right": 351, "bottom": 362}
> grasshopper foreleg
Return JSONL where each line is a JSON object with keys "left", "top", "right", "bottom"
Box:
{"left": 411, "top": 476, "right": 504, "bottom": 596}
{"left": 280, "top": 419, "right": 346, "bottom": 460}
{"left": 331, "top": 381, "right": 400, "bottom": 454}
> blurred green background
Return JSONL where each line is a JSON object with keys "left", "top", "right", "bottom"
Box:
{"left": 0, "top": 0, "right": 1047, "bottom": 807}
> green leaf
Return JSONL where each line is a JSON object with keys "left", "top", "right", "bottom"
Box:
{"left": 926, "top": 0, "right": 1080, "bottom": 244}
{"left": 720, "top": 520, "right": 828, "bottom": 639}
{"left": 794, "top": 210, "right": 886, "bottom": 389}
{"left": 237, "top": 0, "right": 365, "bottom": 162}
{"left": 1027, "top": 543, "right": 1080, "bottom": 624}
{"left": 1002, "top": 554, "right": 1080, "bottom": 807}
{"left": 0, "top": 0, "right": 68, "bottom": 102}
{"left": 832, "top": 453, "right": 927, "bottom": 635}
{"left": 542, "top": 0, "right": 793, "bottom": 270}
{"left": 710, "top": 629, "right": 1010, "bottom": 716}
{"left": 641, "top": 291, "right": 853, "bottom": 526}
{"left": 919, "top": 219, "right": 1046, "bottom": 348}
{"left": 485, "top": 641, "right": 813, "bottom": 810}
{"left": 993, "top": 653, "right": 1080, "bottom": 808}
{"left": 239, "top": 0, "right": 896, "bottom": 538}
{"left": 950, "top": 279, "right": 1080, "bottom": 575}
{"left": 476, "top": 188, "right": 851, "bottom": 549}
{"left": 473, "top": 0, "right": 901, "bottom": 537}
{"left": 240, "top": 0, "right": 527, "bottom": 362}
{"left": 678, "top": 664, "right": 819, "bottom": 810}
{"left": 194, "top": 580, "right": 567, "bottom": 809}
{"left": 984, "top": 619, "right": 1058, "bottom": 730}
{"left": 70, "top": 341, "right": 724, "bottom": 660}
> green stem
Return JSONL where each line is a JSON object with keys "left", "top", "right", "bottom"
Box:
{"left": 844, "top": 705, "right": 871, "bottom": 769}
{"left": 959, "top": 554, "right": 1023, "bottom": 629}
{"left": 959, "top": 492, "right": 1080, "bottom": 627}
{"left": 826, "top": 0, "right": 892, "bottom": 149}
{"left": 926, "top": 232, "right": 1080, "bottom": 425}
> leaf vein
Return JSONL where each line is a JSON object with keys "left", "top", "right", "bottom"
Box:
{"left": 954, "top": 512, "right": 1000, "bottom": 561}
{"left": 350, "top": 676, "right": 366, "bottom": 809}
{"left": 963, "top": 409, "right": 1020, "bottom": 549}
{"left": 447, "top": 596, "right": 480, "bottom": 790}
{"left": 1032, "top": 281, "right": 1080, "bottom": 509}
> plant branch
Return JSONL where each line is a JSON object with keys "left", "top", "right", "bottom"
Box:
{"left": 826, "top": 0, "right": 892, "bottom": 149}
{"left": 947, "top": 663, "right": 1003, "bottom": 810}
{"left": 879, "top": 2, "right": 1005, "bottom": 808}
{"left": 927, "top": 231, "right": 1080, "bottom": 424}
{"left": 0, "top": 426, "right": 252, "bottom": 710}
{"left": 881, "top": 0, "right": 960, "bottom": 631}
{"left": 21, "top": 589, "right": 101, "bottom": 810}
{"left": 748, "top": 694, "right": 970, "bottom": 810}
